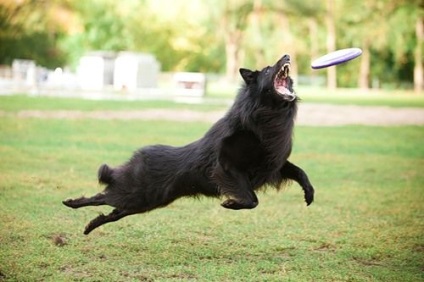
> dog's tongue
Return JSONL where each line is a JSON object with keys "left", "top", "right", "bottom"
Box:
{"left": 276, "top": 86, "right": 291, "bottom": 95}
{"left": 275, "top": 79, "right": 290, "bottom": 95}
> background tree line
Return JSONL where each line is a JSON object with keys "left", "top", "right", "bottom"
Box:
{"left": 0, "top": 0, "right": 422, "bottom": 91}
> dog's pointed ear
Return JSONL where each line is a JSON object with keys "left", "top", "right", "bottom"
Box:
{"left": 239, "top": 68, "right": 257, "bottom": 84}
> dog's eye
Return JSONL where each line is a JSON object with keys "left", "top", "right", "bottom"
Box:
{"left": 265, "top": 68, "right": 270, "bottom": 74}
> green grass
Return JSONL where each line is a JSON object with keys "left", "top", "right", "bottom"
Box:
{"left": 208, "top": 83, "right": 424, "bottom": 108}
{"left": 0, "top": 89, "right": 424, "bottom": 113}
{"left": 0, "top": 95, "right": 230, "bottom": 113}
{"left": 299, "top": 89, "right": 424, "bottom": 108}
{"left": 0, "top": 98, "right": 423, "bottom": 281}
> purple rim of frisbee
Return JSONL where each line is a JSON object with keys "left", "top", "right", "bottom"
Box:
{"left": 311, "top": 48, "right": 362, "bottom": 69}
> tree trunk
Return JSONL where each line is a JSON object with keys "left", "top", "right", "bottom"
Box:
{"left": 326, "top": 0, "right": 337, "bottom": 90}
{"left": 309, "top": 18, "right": 319, "bottom": 83}
{"left": 277, "top": 12, "right": 298, "bottom": 83}
{"left": 414, "top": 16, "right": 423, "bottom": 93}
{"left": 251, "top": 0, "right": 266, "bottom": 67}
{"left": 358, "top": 41, "right": 370, "bottom": 89}
{"left": 225, "top": 31, "right": 242, "bottom": 83}
{"left": 308, "top": 18, "right": 319, "bottom": 63}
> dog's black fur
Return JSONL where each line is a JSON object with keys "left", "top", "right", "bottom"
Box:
{"left": 63, "top": 54, "right": 315, "bottom": 235}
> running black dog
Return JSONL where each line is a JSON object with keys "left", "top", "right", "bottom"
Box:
{"left": 63, "top": 54, "right": 315, "bottom": 235}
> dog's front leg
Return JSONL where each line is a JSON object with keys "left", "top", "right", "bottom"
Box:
{"left": 214, "top": 165, "right": 258, "bottom": 210}
{"left": 221, "top": 189, "right": 258, "bottom": 210}
{"left": 280, "top": 161, "right": 314, "bottom": 205}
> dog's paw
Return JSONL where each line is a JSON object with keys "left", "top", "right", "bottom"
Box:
{"left": 221, "top": 199, "right": 239, "bottom": 209}
{"left": 62, "top": 199, "right": 77, "bottom": 208}
{"left": 304, "top": 187, "right": 314, "bottom": 206}
{"left": 221, "top": 199, "right": 258, "bottom": 210}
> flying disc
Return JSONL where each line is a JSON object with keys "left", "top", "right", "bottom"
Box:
{"left": 311, "top": 48, "right": 362, "bottom": 69}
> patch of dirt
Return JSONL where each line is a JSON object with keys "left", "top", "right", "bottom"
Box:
{"left": 353, "top": 256, "right": 385, "bottom": 267}
{"left": 1, "top": 104, "right": 424, "bottom": 126}
{"left": 51, "top": 233, "right": 68, "bottom": 247}
{"left": 313, "top": 242, "right": 337, "bottom": 252}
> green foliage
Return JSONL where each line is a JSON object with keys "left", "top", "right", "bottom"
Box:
{"left": 0, "top": 1, "right": 68, "bottom": 68}
{"left": 336, "top": 0, "right": 423, "bottom": 89}
{"left": 0, "top": 0, "right": 422, "bottom": 88}
{"left": 0, "top": 101, "right": 423, "bottom": 280}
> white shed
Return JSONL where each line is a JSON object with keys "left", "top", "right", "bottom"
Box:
{"left": 113, "top": 52, "right": 160, "bottom": 91}
{"left": 77, "top": 52, "right": 116, "bottom": 90}
{"left": 12, "top": 59, "right": 36, "bottom": 87}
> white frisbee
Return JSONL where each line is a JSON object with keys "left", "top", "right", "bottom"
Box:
{"left": 311, "top": 48, "right": 362, "bottom": 69}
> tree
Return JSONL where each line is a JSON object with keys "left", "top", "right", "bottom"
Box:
{"left": 207, "top": 0, "right": 253, "bottom": 82}
{"left": 274, "top": 0, "right": 325, "bottom": 85}
{"left": 325, "top": 0, "right": 337, "bottom": 89}
{"left": 386, "top": 0, "right": 423, "bottom": 93}
{"left": 414, "top": 15, "right": 423, "bottom": 93}
{"left": 338, "top": 1, "right": 389, "bottom": 89}
{"left": 68, "top": 1, "right": 127, "bottom": 50}
{"left": 125, "top": 0, "right": 224, "bottom": 72}
{"left": 0, "top": 0, "right": 71, "bottom": 68}
{"left": 0, "top": 0, "right": 420, "bottom": 91}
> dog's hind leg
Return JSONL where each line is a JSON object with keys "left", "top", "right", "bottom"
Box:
{"left": 83, "top": 208, "right": 138, "bottom": 235}
{"left": 63, "top": 193, "right": 106, "bottom": 209}
{"left": 280, "top": 161, "right": 314, "bottom": 205}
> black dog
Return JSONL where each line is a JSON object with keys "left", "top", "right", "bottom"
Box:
{"left": 63, "top": 54, "right": 315, "bottom": 235}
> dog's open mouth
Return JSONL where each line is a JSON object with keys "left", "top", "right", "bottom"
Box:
{"left": 274, "top": 63, "right": 296, "bottom": 101}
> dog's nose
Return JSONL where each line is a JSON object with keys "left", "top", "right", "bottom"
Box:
{"left": 283, "top": 55, "right": 290, "bottom": 62}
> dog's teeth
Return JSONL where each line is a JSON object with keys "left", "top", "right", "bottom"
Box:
{"left": 280, "top": 63, "right": 290, "bottom": 78}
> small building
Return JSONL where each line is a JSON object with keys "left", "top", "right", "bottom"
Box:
{"left": 77, "top": 51, "right": 116, "bottom": 90}
{"left": 12, "top": 59, "right": 36, "bottom": 87}
{"left": 173, "top": 72, "right": 206, "bottom": 97}
{"left": 113, "top": 52, "right": 160, "bottom": 91}
{"left": 76, "top": 51, "right": 160, "bottom": 91}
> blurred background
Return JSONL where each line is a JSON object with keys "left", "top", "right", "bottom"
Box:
{"left": 0, "top": 0, "right": 422, "bottom": 97}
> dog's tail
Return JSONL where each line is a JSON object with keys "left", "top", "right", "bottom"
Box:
{"left": 98, "top": 164, "right": 114, "bottom": 185}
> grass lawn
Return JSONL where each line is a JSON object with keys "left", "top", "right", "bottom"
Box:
{"left": 0, "top": 96, "right": 423, "bottom": 281}
{"left": 299, "top": 90, "right": 424, "bottom": 108}
{"left": 209, "top": 84, "right": 424, "bottom": 108}
{"left": 0, "top": 89, "right": 424, "bottom": 113}
{"left": 0, "top": 94, "right": 229, "bottom": 113}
